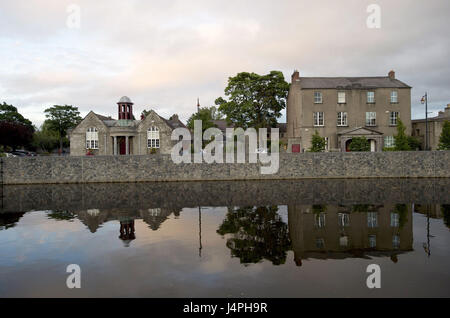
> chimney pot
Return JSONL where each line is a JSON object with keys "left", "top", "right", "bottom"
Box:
{"left": 291, "top": 70, "right": 300, "bottom": 82}
{"left": 388, "top": 70, "right": 395, "bottom": 79}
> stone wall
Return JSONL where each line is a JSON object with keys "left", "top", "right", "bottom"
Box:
{"left": 1, "top": 151, "right": 449, "bottom": 185}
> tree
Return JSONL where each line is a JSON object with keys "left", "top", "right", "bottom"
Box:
{"left": 186, "top": 107, "right": 220, "bottom": 131}
{"left": 438, "top": 120, "right": 450, "bottom": 150}
{"left": 0, "top": 102, "right": 33, "bottom": 128}
{"left": 393, "top": 119, "right": 411, "bottom": 151}
{"left": 32, "top": 129, "right": 59, "bottom": 153}
{"left": 0, "top": 121, "right": 34, "bottom": 150}
{"left": 349, "top": 136, "right": 370, "bottom": 152}
{"left": 215, "top": 71, "right": 289, "bottom": 129}
{"left": 44, "top": 105, "right": 81, "bottom": 155}
{"left": 407, "top": 136, "right": 421, "bottom": 150}
{"left": 308, "top": 131, "right": 325, "bottom": 152}
{"left": 217, "top": 206, "right": 291, "bottom": 265}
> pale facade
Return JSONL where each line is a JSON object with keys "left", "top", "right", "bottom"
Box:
{"left": 287, "top": 70, "right": 412, "bottom": 152}
{"left": 69, "top": 96, "right": 187, "bottom": 156}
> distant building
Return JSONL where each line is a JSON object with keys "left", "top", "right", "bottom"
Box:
{"left": 412, "top": 104, "right": 450, "bottom": 150}
{"left": 286, "top": 70, "right": 412, "bottom": 152}
{"left": 69, "top": 96, "right": 187, "bottom": 156}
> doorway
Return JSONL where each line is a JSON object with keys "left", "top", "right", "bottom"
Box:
{"left": 370, "top": 139, "right": 376, "bottom": 152}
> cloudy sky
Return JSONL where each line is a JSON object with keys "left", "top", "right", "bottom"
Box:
{"left": 1, "top": 0, "right": 449, "bottom": 127}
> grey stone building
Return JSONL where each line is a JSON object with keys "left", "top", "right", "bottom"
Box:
{"left": 287, "top": 70, "right": 412, "bottom": 152}
{"left": 412, "top": 103, "right": 450, "bottom": 150}
{"left": 69, "top": 96, "right": 186, "bottom": 156}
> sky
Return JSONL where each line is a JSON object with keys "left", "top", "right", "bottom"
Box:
{"left": 1, "top": 0, "right": 449, "bottom": 128}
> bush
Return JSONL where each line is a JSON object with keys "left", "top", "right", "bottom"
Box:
{"left": 438, "top": 120, "right": 450, "bottom": 150}
{"left": 349, "top": 136, "right": 370, "bottom": 152}
{"left": 309, "top": 131, "right": 326, "bottom": 152}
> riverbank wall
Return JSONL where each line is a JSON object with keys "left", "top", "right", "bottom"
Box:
{"left": 1, "top": 151, "right": 449, "bottom": 185}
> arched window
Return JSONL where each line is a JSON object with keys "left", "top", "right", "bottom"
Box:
{"left": 86, "top": 127, "right": 99, "bottom": 149}
{"left": 147, "top": 127, "right": 160, "bottom": 148}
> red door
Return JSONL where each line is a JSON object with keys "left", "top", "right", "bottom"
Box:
{"left": 119, "top": 138, "right": 126, "bottom": 155}
{"left": 292, "top": 144, "right": 300, "bottom": 153}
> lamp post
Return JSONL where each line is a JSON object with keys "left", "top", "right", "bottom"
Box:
{"left": 421, "top": 93, "right": 429, "bottom": 150}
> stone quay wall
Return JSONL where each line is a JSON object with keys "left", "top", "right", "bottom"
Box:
{"left": 1, "top": 151, "right": 449, "bottom": 185}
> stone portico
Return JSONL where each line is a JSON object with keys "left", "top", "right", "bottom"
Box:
{"left": 338, "top": 127, "right": 384, "bottom": 152}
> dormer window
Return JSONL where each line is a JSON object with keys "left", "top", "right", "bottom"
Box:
{"left": 86, "top": 127, "right": 99, "bottom": 149}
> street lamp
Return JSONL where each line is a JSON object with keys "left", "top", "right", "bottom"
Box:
{"left": 421, "top": 93, "right": 429, "bottom": 150}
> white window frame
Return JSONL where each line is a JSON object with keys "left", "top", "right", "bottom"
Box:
{"left": 365, "top": 112, "right": 376, "bottom": 126}
{"left": 367, "top": 212, "right": 378, "bottom": 228}
{"left": 369, "top": 234, "right": 377, "bottom": 248}
{"left": 390, "top": 111, "right": 399, "bottom": 126}
{"left": 392, "top": 235, "right": 400, "bottom": 249}
{"left": 390, "top": 91, "right": 398, "bottom": 103}
{"left": 86, "top": 127, "right": 99, "bottom": 149}
{"left": 338, "top": 213, "right": 350, "bottom": 227}
{"left": 314, "top": 91, "right": 323, "bottom": 104}
{"left": 324, "top": 137, "right": 329, "bottom": 151}
{"left": 338, "top": 91, "right": 346, "bottom": 104}
{"left": 384, "top": 136, "right": 395, "bottom": 148}
{"left": 315, "top": 213, "right": 326, "bottom": 228}
{"left": 314, "top": 112, "right": 324, "bottom": 126}
{"left": 147, "top": 126, "right": 160, "bottom": 148}
{"left": 390, "top": 212, "right": 399, "bottom": 227}
{"left": 367, "top": 91, "right": 375, "bottom": 103}
{"left": 337, "top": 111, "right": 348, "bottom": 126}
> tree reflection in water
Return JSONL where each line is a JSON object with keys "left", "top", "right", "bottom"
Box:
{"left": 217, "top": 206, "right": 291, "bottom": 265}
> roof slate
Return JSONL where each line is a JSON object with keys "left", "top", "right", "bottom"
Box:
{"left": 298, "top": 77, "right": 411, "bottom": 89}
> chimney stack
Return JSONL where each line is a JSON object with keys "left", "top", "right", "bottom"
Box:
{"left": 388, "top": 70, "right": 395, "bottom": 79}
{"left": 291, "top": 70, "right": 300, "bottom": 82}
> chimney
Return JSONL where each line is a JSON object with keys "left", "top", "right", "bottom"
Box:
{"left": 388, "top": 70, "right": 395, "bottom": 79}
{"left": 291, "top": 70, "right": 300, "bottom": 82}
{"left": 171, "top": 114, "right": 179, "bottom": 121}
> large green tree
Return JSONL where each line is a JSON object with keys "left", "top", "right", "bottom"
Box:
{"left": 438, "top": 120, "right": 450, "bottom": 150}
{"left": 44, "top": 105, "right": 81, "bottom": 155}
{"left": 217, "top": 206, "right": 291, "bottom": 265}
{"left": 215, "top": 71, "right": 289, "bottom": 129}
{"left": 186, "top": 106, "right": 222, "bottom": 131}
{"left": 0, "top": 102, "right": 33, "bottom": 128}
{"left": 0, "top": 102, "right": 34, "bottom": 150}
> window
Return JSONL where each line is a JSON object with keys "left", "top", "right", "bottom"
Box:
{"left": 148, "top": 208, "right": 161, "bottom": 216}
{"left": 339, "top": 236, "right": 348, "bottom": 247}
{"left": 314, "top": 91, "right": 323, "bottom": 103}
{"left": 147, "top": 126, "right": 160, "bottom": 148}
{"left": 392, "top": 235, "right": 400, "bottom": 249}
{"left": 384, "top": 136, "right": 395, "bottom": 148}
{"left": 390, "top": 212, "right": 399, "bottom": 227}
{"left": 86, "top": 127, "right": 99, "bottom": 149}
{"left": 337, "top": 112, "right": 348, "bottom": 126}
{"left": 316, "top": 238, "right": 325, "bottom": 249}
{"left": 314, "top": 112, "right": 324, "bottom": 126}
{"left": 315, "top": 213, "right": 326, "bottom": 228}
{"left": 338, "top": 213, "right": 350, "bottom": 227}
{"left": 338, "top": 91, "right": 346, "bottom": 103}
{"left": 390, "top": 111, "right": 399, "bottom": 126}
{"left": 367, "top": 91, "right": 375, "bottom": 103}
{"left": 324, "top": 137, "right": 329, "bottom": 151}
{"left": 365, "top": 112, "right": 376, "bottom": 126}
{"left": 391, "top": 91, "right": 398, "bottom": 103}
{"left": 367, "top": 212, "right": 378, "bottom": 228}
{"left": 369, "top": 235, "right": 377, "bottom": 248}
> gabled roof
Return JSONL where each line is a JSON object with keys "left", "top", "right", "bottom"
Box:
{"left": 337, "top": 126, "right": 383, "bottom": 135}
{"left": 298, "top": 77, "right": 411, "bottom": 89}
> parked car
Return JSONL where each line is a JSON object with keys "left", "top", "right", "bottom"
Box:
{"left": 5, "top": 153, "right": 17, "bottom": 157}
{"left": 11, "top": 150, "right": 37, "bottom": 157}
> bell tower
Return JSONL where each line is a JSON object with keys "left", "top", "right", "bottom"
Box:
{"left": 117, "top": 96, "right": 134, "bottom": 120}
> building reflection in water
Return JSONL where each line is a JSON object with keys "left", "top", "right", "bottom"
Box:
{"left": 288, "top": 204, "right": 413, "bottom": 265}
{"left": 2, "top": 202, "right": 448, "bottom": 266}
